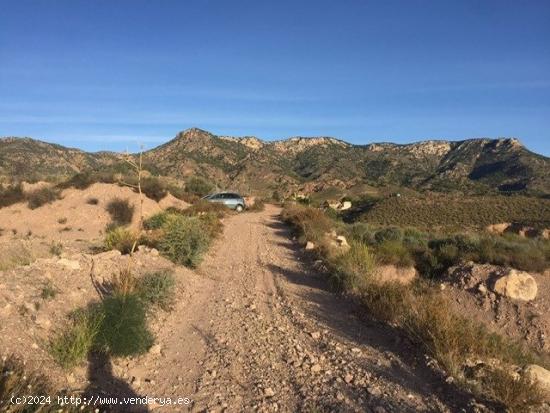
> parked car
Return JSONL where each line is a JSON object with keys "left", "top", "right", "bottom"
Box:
{"left": 203, "top": 192, "right": 246, "bottom": 212}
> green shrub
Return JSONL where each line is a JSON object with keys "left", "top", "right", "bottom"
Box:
{"left": 375, "top": 240, "right": 415, "bottom": 267}
{"left": 374, "top": 227, "right": 403, "bottom": 243}
{"left": 330, "top": 241, "right": 376, "bottom": 292}
{"left": 106, "top": 197, "right": 134, "bottom": 226}
{"left": 402, "top": 227, "right": 429, "bottom": 248}
{"left": 59, "top": 172, "right": 95, "bottom": 189}
{"left": 50, "top": 309, "right": 103, "bottom": 369}
{"left": 347, "top": 222, "right": 376, "bottom": 245}
{"left": 95, "top": 293, "right": 154, "bottom": 356}
{"left": 185, "top": 176, "right": 214, "bottom": 196}
{"left": 104, "top": 227, "right": 136, "bottom": 254}
{"left": 159, "top": 216, "right": 211, "bottom": 267}
{"left": 137, "top": 271, "right": 176, "bottom": 311}
{"left": 141, "top": 177, "right": 167, "bottom": 201}
{"left": 41, "top": 282, "right": 58, "bottom": 299}
{"left": 27, "top": 187, "right": 60, "bottom": 209}
{"left": 144, "top": 211, "right": 173, "bottom": 230}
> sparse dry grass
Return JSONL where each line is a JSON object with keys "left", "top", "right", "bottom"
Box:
{"left": 0, "top": 244, "right": 35, "bottom": 271}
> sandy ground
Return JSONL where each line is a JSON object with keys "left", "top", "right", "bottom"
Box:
{"left": 0, "top": 183, "right": 188, "bottom": 249}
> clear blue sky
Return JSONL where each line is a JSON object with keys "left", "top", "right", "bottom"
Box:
{"left": 1, "top": 0, "right": 549, "bottom": 155}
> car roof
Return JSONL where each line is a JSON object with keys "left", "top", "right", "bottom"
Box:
{"left": 212, "top": 191, "right": 242, "bottom": 196}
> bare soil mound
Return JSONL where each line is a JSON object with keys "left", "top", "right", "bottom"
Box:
{"left": 443, "top": 262, "right": 550, "bottom": 353}
{"left": 0, "top": 183, "right": 188, "bottom": 247}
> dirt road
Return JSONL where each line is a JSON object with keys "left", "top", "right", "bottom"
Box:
{"left": 114, "top": 205, "right": 480, "bottom": 412}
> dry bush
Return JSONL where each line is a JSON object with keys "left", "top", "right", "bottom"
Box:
{"left": 26, "top": 187, "right": 60, "bottom": 209}
{"left": 481, "top": 367, "right": 544, "bottom": 413}
{"left": 0, "top": 183, "right": 25, "bottom": 207}
{"left": 140, "top": 176, "right": 167, "bottom": 201}
{"left": 183, "top": 199, "right": 228, "bottom": 218}
{"left": 106, "top": 197, "right": 134, "bottom": 226}
{"left": 281, "top": 203, "right": 334, "bottom": 243}
{"left": 247, "top": 198, "right": 266, "bottom": 212}
{"left": 110, "top": 268, "right": 136, "bottom": 296}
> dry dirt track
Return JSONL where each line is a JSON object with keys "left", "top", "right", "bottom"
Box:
{"left": 109, "top": 205, "right": 484, "bottom": 413}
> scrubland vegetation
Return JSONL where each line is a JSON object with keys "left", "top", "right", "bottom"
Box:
{"left": 142, "top": 205, "right": 225, "bottom": 267}
{"left": 344, "top": 222, "right": 550, "bottom": 275}
{"left": 354, "top": 193, "right": 550, "bottom": 231}
{"left": 282, "top": 203, "right": 549, "bottom": 411}
{"left": 50, "top": 271, "right": 175, "bottom": 369}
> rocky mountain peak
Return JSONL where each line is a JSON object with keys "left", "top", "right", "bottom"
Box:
{"left": 176, "top": 127, "right": 214, "bottom": 141}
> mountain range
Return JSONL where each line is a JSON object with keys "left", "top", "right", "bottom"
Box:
{"left": 1, "top": 128, "right": 549, "bottom": 196}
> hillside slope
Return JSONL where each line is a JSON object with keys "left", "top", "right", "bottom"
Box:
{"left": 1, "top": 129, "right": 549, "bottom": 195}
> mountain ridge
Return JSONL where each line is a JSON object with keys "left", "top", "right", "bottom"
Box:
{"left": 1, "top": 128, "right": 549, "bottom": 196}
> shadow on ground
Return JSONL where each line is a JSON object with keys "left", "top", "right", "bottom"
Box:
{"left": 84, "top": 352, "right": 149, "bottom": 413}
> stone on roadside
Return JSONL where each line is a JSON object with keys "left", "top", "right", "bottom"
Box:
{"left": 57, "top": 258, "right": 80, "bottom": 270}
{"left": 523, "top": 364, "right": 550, "bottom": 394}
{"left": 492, "top": 269, "right": 538, "bottom": 301}
{"left": 311, "top": 364, "right": 322, "bottom": 373}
